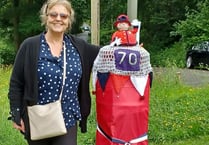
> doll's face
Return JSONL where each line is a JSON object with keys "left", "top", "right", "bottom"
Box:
{"left": 117, "top": 22, "right": 129, "bottom": 30}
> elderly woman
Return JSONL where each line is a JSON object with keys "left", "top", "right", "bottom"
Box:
{"left": 8, "top": 0, "right": 99, "bottom": 145}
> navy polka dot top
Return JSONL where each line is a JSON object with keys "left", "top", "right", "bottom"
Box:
{"left": 37, "top": 33, "right": 82, "bottom": 129}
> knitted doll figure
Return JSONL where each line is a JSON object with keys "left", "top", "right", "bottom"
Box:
{"left": 111, "top": 14, "right": 139, "bottom": 46}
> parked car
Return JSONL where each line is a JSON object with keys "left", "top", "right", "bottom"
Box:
{"left": 186, "top": 41, "right": 209, "bottom": 69}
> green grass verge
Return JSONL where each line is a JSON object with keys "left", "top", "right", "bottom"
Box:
{"left": 0, "top": 67, "right": 27, "bottom": 145}
{"left": 1, "top": 67, "right": 209, "bottom": 145}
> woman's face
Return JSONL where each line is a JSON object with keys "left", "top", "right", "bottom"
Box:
{"left": 46, "top": 4, "right": 69, "bottom": 33}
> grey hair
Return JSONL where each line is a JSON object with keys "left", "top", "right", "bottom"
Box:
{"left": 40, "top": 0, "right": 75, "bottom": 31}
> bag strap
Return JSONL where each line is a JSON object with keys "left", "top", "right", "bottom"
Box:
{"left": 58, "top": 41, "right": 67, "bottom": 101}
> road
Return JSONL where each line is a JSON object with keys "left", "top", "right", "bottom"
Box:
{"left": 153, "top": 67, "right": 209, "bottom": 87}
{"left": 179, "top": 68, "right": 209, "bottom": 87}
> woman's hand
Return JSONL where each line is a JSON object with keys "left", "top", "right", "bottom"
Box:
{"left": 13, "top": 119, "right": 25, "bottom": 133}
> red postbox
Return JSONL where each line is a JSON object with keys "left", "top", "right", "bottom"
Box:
{"left": 92, "top": 45, "right": 152, "bottom": 145}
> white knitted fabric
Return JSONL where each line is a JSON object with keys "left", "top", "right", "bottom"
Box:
{"left": 93, "top": 45, "right": 152, "bottom": 76}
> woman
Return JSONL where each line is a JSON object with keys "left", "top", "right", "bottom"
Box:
{"left": 8, "top": 0, "right": 99, "bottom": 145}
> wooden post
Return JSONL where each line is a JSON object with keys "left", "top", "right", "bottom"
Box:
{"left": 127, "top": 0, "right": 138, "bottom": 21}
{"left": 127, "top": 0, "right": 140, "bottom": 44}
{"left": 91, "top": 0, "right": 100, "bottom": 45}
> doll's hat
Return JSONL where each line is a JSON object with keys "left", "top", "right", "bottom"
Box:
{"left": 114, "top": 14, "right": 131, "bottom": 27}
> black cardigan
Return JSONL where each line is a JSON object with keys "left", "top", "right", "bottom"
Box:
{"left": 8, "top": 33, "right": 100, "bottom": 139}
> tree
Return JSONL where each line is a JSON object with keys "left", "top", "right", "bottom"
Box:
{"left": 172, "top": 0, "right": 209, "bottom": 47}
{"left": 0, "top": 0, "right": 202, "bottom": 52}
{"left": 138, "top": 0, "right": 199, "bottom": 51}
{"left": 0, "top": 0, "right": 43, "bottom": 50}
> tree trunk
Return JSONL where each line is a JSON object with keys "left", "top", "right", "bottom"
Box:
{"left": 13, "top": 0, "right": 20, "bottom": 51}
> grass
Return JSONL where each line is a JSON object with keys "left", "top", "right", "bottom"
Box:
{"left": 1, "top": 66, "right": 209, "bottom": 145}
{"left": 149, "top": 67, "right": 209, "bottom": 144}
{"left": 0, "top": 67, "right": 27, "bottom": 145}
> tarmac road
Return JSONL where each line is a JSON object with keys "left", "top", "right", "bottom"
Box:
{"left": 153, "top": 67, "right": 209, "bottom": 87}
{"left": 178, "top": 68, "right": 209, "bottom": 87}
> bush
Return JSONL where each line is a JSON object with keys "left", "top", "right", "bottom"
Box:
{"left": 0, "top": 40, "right": 16, "bottom": 65}
{"left": 150, "top": 42, "right": 187, "bottom": 68}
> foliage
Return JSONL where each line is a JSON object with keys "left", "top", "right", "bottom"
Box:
{"left": 172, "top": 0, "right": 209, "bottom": 47}
{"left": 0, "top": 0, "right": 208, "bottom": 67}
{"left": 70, "top": 0, "right": 91, "bottom": 34}
{"left": 0, "top": 40, "right": 15, "bottom": 65}
{"left": 148, "top": 0, "right": 209, "bottom": 68}
{"left": 139, "top": 0, "right": 199, "bottom": 51}
{"left": 100, "top": 0, "right": 127, "bottom": 44}
{"left": 150, "top": 43, "right": 186, "bottom": 68}
{"left": 18, "top": 7, "right": 43, "bottom": 41}
{"left": 100, "top": 28, "right": 115, "bottom": 45}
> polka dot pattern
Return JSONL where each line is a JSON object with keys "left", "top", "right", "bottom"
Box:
{"left": 37, "top": 34, "right": 82, "bottom": 128}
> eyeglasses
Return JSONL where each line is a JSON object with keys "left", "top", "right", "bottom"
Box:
{"left": 47, "top": 12, "right": 69, "bottom": 20}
